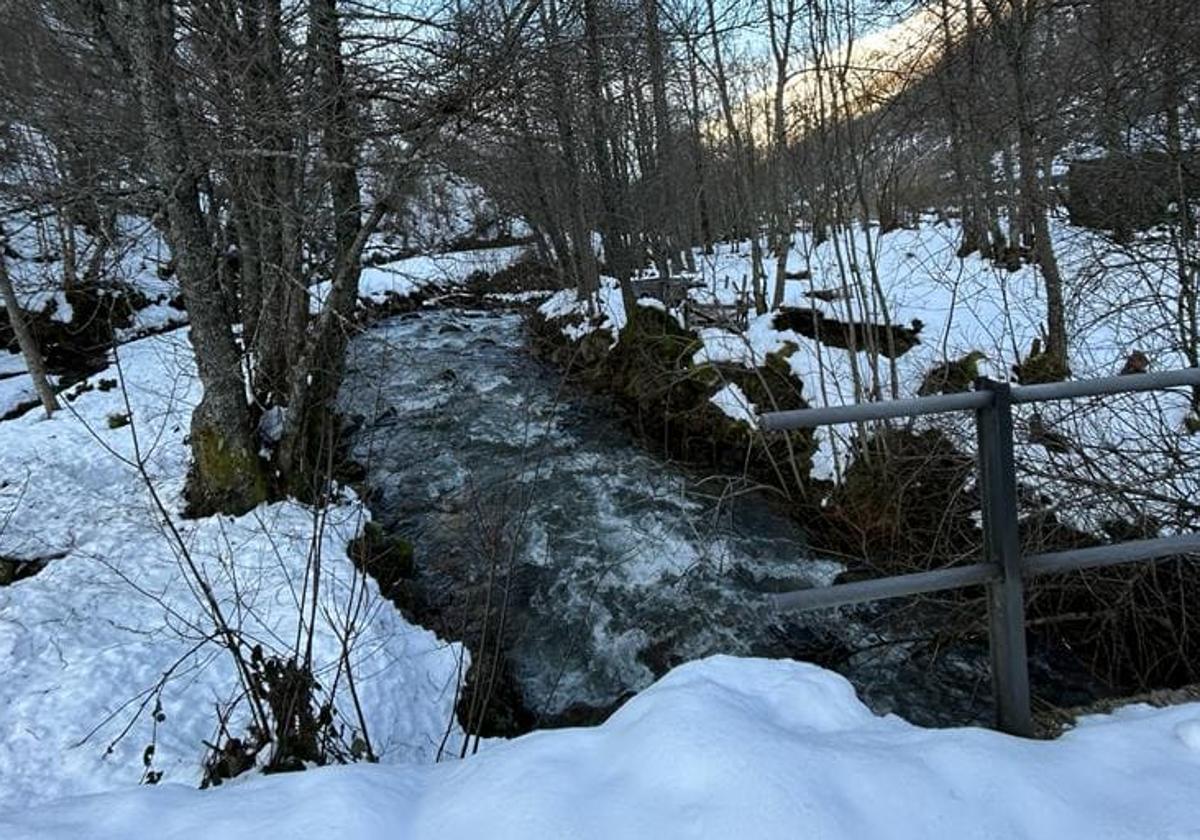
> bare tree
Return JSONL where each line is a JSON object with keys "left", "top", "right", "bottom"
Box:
{"left": 0, "top": 227, "right": 57, "bottom": 416}
{"left": 982, "top": 0, "right": 1070, "bottom": 368}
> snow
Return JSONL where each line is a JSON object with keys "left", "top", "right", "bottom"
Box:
{"left": 0, "top": 370, "right": 55, "bottom": 416}
{"left": 1176, "top": 720, "right": 1200, "bottom": 751}
{"left": 710, "top": 382, "right": 757, "bottom": 425}
{"left": 310, "top": 245, "right": 529, "bottom": 313}
{"left": 636, "top": 294, "right": 689, "bottom": 328}
{"left": 0, "top": 328, "right": 465, "bottom": 811}
{"left": 537, "top": 287, "right": 583, "bottom": 321}
{"left": 119, "top": 301, "right": 187, "bottom": 339}
{"left": 687, "top": 218, "right": 1200, "bottom": 524}
{"left": 0, "top": 351, "right": 28, "bottom": 377}
{"left": 484, "top": 289, "right": 554, "bottom": 303}
{"left": 0, "top": 222, "right": 1198, "bottom": 837}
{"left": 2, "top": 212, "right": 175, "bottom": 323}
{"left": 539, "top": 278, "right": 629, "bottom": 344}
{"left": 5, "top": 655, "right": 1200, "bottom": 840}
{"left": 538, "top": 279, "right": 697, "bottom": 344}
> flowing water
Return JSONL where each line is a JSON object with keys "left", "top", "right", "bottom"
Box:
{"left": 340, "top": 308, "right": 998, "bottom": 727}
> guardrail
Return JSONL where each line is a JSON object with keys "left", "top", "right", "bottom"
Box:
{"left": 760, "top": 367, "right": 1200, "bottom": 737}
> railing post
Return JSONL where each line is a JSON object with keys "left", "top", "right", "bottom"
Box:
{"left": 975, "top": 378, "right": 1034, "bottom": 737}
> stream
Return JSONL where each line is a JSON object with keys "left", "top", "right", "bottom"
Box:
{"left": 340, "top": 307, "right": 1002, "bottom": 729}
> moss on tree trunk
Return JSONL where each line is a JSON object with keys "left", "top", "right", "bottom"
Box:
{"left": 187, "top": 412, "right": 268, "bottom": 516}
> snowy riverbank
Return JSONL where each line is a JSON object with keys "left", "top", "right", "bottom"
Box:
{"left": 536, "top": 217, "right": 1200, "bottom": 536}
{"left": 4, "top": 655, "right": 1200, "bottom": 839}
{"left": 0, "top": 328, "right": 465, "bottom": 809}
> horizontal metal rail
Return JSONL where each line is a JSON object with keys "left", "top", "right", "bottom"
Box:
{"left": 760, "top": 390, "right": 990, "bottom": 431}
{"left": 1024, "top": 533, "right": 1200, "bottom": 577}
{"left": 770, "top": 563, "right": 1000, "bottom": 612}
{"left": 770, "top": 534, "right": 1200, "bottom": 614}
{"left": 759, "top": 368, "right": 1200, "bottom": 432}
{"left": 1011, "top": 367, "right": 1200, "bottom": 404}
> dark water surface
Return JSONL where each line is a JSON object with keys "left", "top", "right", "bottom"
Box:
{"left": 341, "top": 308, "right": 1001, "bottom": 726}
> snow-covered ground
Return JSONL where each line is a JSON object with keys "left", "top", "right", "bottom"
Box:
{"left": 4, "top": 213, "right": 176, "bottom": 322}
{"left": 710, "top": 381, "right": 759, "bottom": 424}
{"left": 0, "top": 329, "right": 464, "bottom": 811}
{"left": 4, "top": 655, "right": 1200, "bottom": 839}
{"left": 483, "top": 289, "right": 554, "bottom": 304}
{"left": 0, "top": 235, "right": 545, "bottom": 814}
{"left": 0, "top": 369, "right": 56, "bottom": 416}
{"left": 2, "top": 225, "right": 528, "bottom": 421}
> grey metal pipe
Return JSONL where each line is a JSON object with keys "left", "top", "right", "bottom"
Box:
{"left": 1024, "top": 533, "right": 1200, "bottom": 577}
{"left": 771, "top": 535, "right": 1200, "bottom": 615}
{"left": 769, "top": 562, "right": 1000, "bottom": 612}
{"left": 759, "top": 390, "right": 990, "bottom": 431}
{"left": 1010, "top": 368, "right": 1200, "bottom": 404}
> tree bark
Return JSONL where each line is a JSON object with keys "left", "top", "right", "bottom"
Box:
{"left": 986, "top": 0, "right": 1068, "bottom": 365}
{"left": 540, "top": 0, "right": 599, "bottom": 296}
{"left": 641, "top": 0, "right": 684, "bottom": 276}
{"left": 128, "top": 0, "right": 265, "bottom": 513}
{"left": 767, "top": 0, "right": 797, "bottom": 309}
{"left": 583, "top": 0, "right": 637, "bottom": 317}
{"left": 1012, "top": 29, "right": 1068, "bottom": 365}
{"left": 705, "top": 0, "right": 765, "bottom": 311}
{"left": 276, "top": 0, "right": 368, "bottom": 492}
{"left": 0, "top": 232, "right": 58, "bottom": 417}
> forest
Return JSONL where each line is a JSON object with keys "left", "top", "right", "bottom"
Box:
{"left": 1, "top": 0, "right": 1200, "bottom": 837}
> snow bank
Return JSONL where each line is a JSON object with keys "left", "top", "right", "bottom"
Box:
{"left": 690, "top": 219, "right": 1200, "bottom": 525}
{"left": 5, "top": 655, "right": 1200, "bottom": 839}
{"left": 3, "top": 213, "right": 175, "bottom": 323}
{"left": 310, "top": 245, "right": 529, "bottom": 313}
{"left": 0, "top": 352, "right": 29, "bottom": 377}
{"left": 118, "top": 301, "right": 188, "bottom": 339}
{"left": 0, "top": 329, "right": 464, "bottom": 811}
{"left": 484, "top": 290, "right": 554, "bottom": 304}
{"left": 539, "top": 277, "right": 629, "bottom": 344}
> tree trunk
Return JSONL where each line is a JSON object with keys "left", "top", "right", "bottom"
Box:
{"left": 642, "top": 0, "right": 683, "bottom": 276}
{"left": 583, "top": 0, "right": 637, "bottom": 318}
{"left": 706, "top": 0, "right": 763, "bottom": 308}
{"left": 540, "top": 0, "right": 598, "bottom": 296}
{"left": 1093, "top": 0, "right": 1129, "bottom": 242}
{"left": 767, "top": 0, "right": 797, "bottom": 310}
{"left": 513, "top": 91, "right": 572, "bottom": 280}
{"left": 129, "top": 0, "right": 265, "bottom": 513}
{"left": 938, "top": 0, "right": 990, "bottom": 257}
{"left": 1010, "top": 19, "right": 1068, "bottom": 366}
{"left": 0, "top": 233, "right": 58, "bottom": 417}
{"left": 683, "top": 36, "right": 714, "bottom": 255}
{"left": 277, "top": 0, "right": 368, "bottom": 493}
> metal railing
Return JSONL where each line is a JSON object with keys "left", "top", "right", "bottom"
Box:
{"left": 760, "top": 367, "right": 1200, "bottom": 737}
